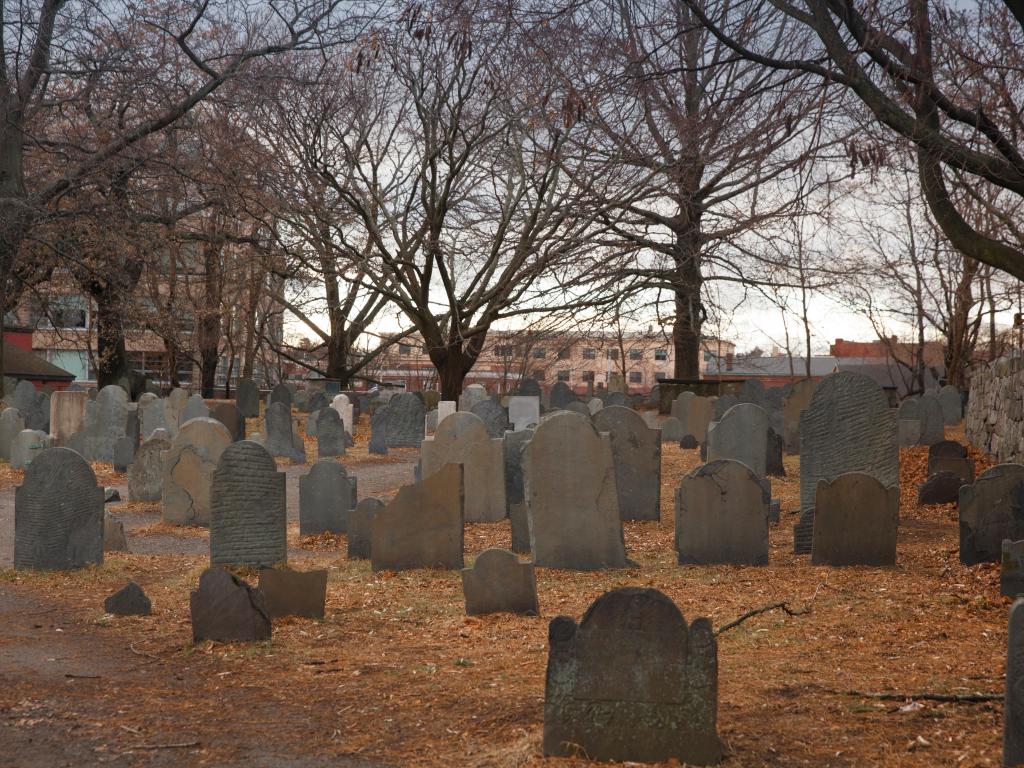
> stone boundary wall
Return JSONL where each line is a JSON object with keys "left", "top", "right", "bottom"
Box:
{"left": 965, "top": 357, "right": 1024, "bottom": 462}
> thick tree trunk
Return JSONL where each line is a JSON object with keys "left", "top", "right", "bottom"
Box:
{"left": 671, "top": 224, "right": 703, "bottom": 380}
{"left": 198, "top": 241, "right": 223, "bottom": 397}
{"left": 429, "top": 335, "right": 484, "bottom": 400}
{"left": 95, "top": 292, "right": 130, "bottom": 388}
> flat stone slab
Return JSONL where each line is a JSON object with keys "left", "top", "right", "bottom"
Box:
{"left": 461, "top": 548, "right": 538, "bottom": 616}
{"left": 258, "top": 568, "right": 328, "bottom": 619}
{"left": 105, "top": 582, "right": 151, "bottom": 616}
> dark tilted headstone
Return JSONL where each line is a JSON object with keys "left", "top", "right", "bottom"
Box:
{"left": 371, "top": 463, "right": 464, "bottom": 572}
{"left": 105, "top": 582, "right": 151, "bottom": 616}
{"left": 523, "top": 412, "right": 629, "bottom": 570}
{"left": 918, "top": 471, "right": 963, "bottom": 504}
{"left": 593, "top": 406, "right": 661, "bottom": 521}
{"left": 470, "top": 399, "right": 509, "bottom": 438}
{"left": 190, "top": 568, "right": 271, "bottom": 643}
{"left": 264, "top": 401, "right": 303, "bottom": 461}
{"left": 504, "top": 429, "right": 533, "bottom": 554}
{"left": 368, "top": 406, "right": 388, "bottom": 455}
{"left": 543, "top": 588, "right": 722, "bottom": 764}
{"left": 113, "top": 435, "right": 136, "bottom": 473}
{"left": 210, "top": 441, "right": 287, "bottom": 568}
{"left": 15, "top": 448, "right": 104, "bottom": 570}
{"left": 212, "top": 402, "right": 245, "bottom": 442}
{"left": 550, "top": 381, "right": 575, "bottom": 409}
{"left": 1005, "top": 598, "right": 1024, "bottom": 765}
{"left": 794, "top": 372, "right": 897, "bottom": 554}
{"left": 128, "top": 432, "right": 171, "bottom": 502}
{"left": 765, "top": 427, "right": 785, "bottom": 477}
{"left": 236, "top": 378, "right": 259, "bottom": 418}
{"left": 929, "top": 439, "right": 967, "bottom": 459}
{"left": 676, "top": 459, "right": 769, "bottom": 566}
{"left": 461, "top": 548, "right": 539, "bottom": 616}
{"left": 384, "top": 392, "right": 425, "bottom": 448}
{"left": 1002, "top": 540, "right": 1024, "bottom": 597}
{"left": 960, "top": 464, "right": 1024, "bottom": 565}
{"left": 928, "top": 455, "right": 974, "bottom": 484}
{"left": 299, "top": 460, "right": 356, "bottom": 535}
{"left": 103, "top": 512, "right": 128, "bottom": 551}
{"left": 811, "top": 472, "right": 898, "bottom": 566}
{"left": 269, "top": 382, "right": 292, "bottom": 409}
{"left": 316, "top": 407, "right": 346, "bottom": 458}
{"left": 348, "top": 497, "right": 384, "bottom": 560}
{"left": 258, "top": 568, "right": 327, "bottom": 619}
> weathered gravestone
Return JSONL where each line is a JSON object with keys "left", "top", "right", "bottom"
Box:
{"left": 368, "top": 406, "right": 388, "bottom": 455}
{"left": 564, "top": 401, "right": 590, "bottom": 417}
{"left": 458, "top": 383, "right": 488, "bottom": 412}
{"left": 85, "top": 384, "right": 129, "bottom": 461}
{"left": 794, "top": 372, "right": 897, "bottom": 554}
{"left": 113, "top": 435, "right": 136, "bottom": 473}
{"left": 331, "top": 395, "right": 354, "bottom": 436}
{"left": 421, "top": 412, "right": 505, "bottom": 523}
{"left": 523, "top": 412, "right": 629, "bottom": 570}
{"left": 182, "top": 394, "right": 209, "bottom": 423}
{"left": 210, "top": 441, "right": 287, "bottom": 568}
{"left": 138, "top": 393, "right": 167, "bottom": 440}
{"left": 543, "top": 587, "right": 722, "bottom": 764}
{"left": 128, "top": 432, "right": 171, "bottom": 502}
{"left": 307, "top": 391, "right": 328, "bottom": 414}
{"left": 1003, "top": 540, "right": 1024, "bottom": 598}
{"left": 236, "top": 377, "right": 260, "bottom": 418}
{"left": 0, "top": 407, "right": 24, "bottom": 461}
{"left": 299, "top": 460, "right": 356, "bottom": 535}
{"left": 508, "top": 396, "right": 540, "bottom": 431}
{"left": 671, "top": 391, "right": 696, "bottom": 423}
{"left": 104, "top": 512, "right": 127, "bottom": 551}
{"left": 1005, "top": 598, "right": 1024, "bottom": 766}
{"left": 713, "top": 394, "right": 737, "bottom": 422}
{"left": 50, "top": 390, "right": 88, "bottom": 446}
{"left": 593, "top": 406, "right": 660, "bottom": 521}
{"left": 660, "top": 416, "right": 684, "bottom": 443}
{"left": 517, "top": 378, "right": 542, "bottom": 398}
{"left": 929, "top": 439, "right": 967, "bottom": 460}
{"left": 896, "top": 397, "right": 922, "bottom": 447}
{"left": 269, "top": 382, "right": 292, "bottom": 409}
{"left": 462, "top": 548, "right": 539, "bottom": 616}
{"left": 939, "top": 384, "right": 963, "bottom": 425}
{"left": 10, "top": 429, "right": 51, "bottom": 470}
{"left": 164, "top": 388, "right": 188, "bottom": 431}
{"left": 605, "top": 391, "right": 627, "bottom": 407}
{"left": 371, "top": 463, "right": 464, "bottom": 572}
{"left": 766, "top": 427, "right": 786, "bottom": 476}
{"left": 959, "top": 464, "right": 1024, "bottom": 565}
{"left": 14, "top": 448, "right": 104, "bottom": 570}
{"left": 917, "top": 393, "right": 945, "bottom": 446}
{"left": 706, "top": 403, "right": 769, "bottom": 478}
{"left": 684, "top": 396, "right": 715, "bottom": 446}
{"left": 190, "top": 568, "right": 271, "bottom": 643}
{"left": 781, "top": 380, "right": 816, "bottom": 454}
{"left": 258, "top": 568, "right": 327, "bottom": 619}
{"left": 162, "top": 418, "right": 232, "bottom": 525}
{"left": 212, "top": 402, "right": 245, "bottom": 442}
{"left": 918, "top": 471, "right": 963, "bottom": 504}
{"left": 7, "top": 380, "right": 35, "bottom": 413}
{"left": 437, "top": 400, "right": 456, "bottom": 426}
{"left": 104, "top": 582, "right": 151, "bottom": 616}
{"left": 316, "top": 407, "right": 346, "bottom": 458}
{"left": 549, "top": 381, "right": 576, "bottom": 410}
{"left": 811, "top": 472, "right": 898, "bottom": 566}
{"left": 675, "top": 459, "right": 769, "bottom": 566}
{"left": 348, "top": 497, "right": 384, "bottom": 560}
{"left": 22, "top": 389, "right": 49, "bottom": 433}
{"left": 738, "top": 379, "right": 765, "bottom": 407}
{"left": 587, "top": 397, "right": 603, "bottom": 415}
{"left": 264, "top": 401, "right": 304, "bottom": 461}
{"left": 385, "top": 392, "right": 425, "bottom": 448}
{"left": 470, "top": 399, "right": 509, "bottom": 438}
{"left": 504, "top": 429, "right": 534, "bottom": 554}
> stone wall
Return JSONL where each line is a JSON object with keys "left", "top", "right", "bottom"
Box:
{"left": 965, "top": 357, "right": 1024, "bottom": 462}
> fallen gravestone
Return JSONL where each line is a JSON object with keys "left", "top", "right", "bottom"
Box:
{"left": 210, "top": 441, "right": 287, "bottom": 568}
{"left": 299, "top": 460, "right": 356, "bottom": 535}
{"left": 1002, "top": 540, "right": 1024, "bottom": 598}
{"left": 370, "top": 463, "right": 464, "bottom": 572}
{"left": 918, "top": 471, "right": 963, "bottom": 504}
{"left": 523, "top": 412, "right": 629, "bottom": 570}
{"left": 543, "top": 587, "right": 722, "bottom": 764}
{"left": 162, "top": 418, "right": 232, "bottom": 525}
{"left": 15, "top": 448, "right": 104, "bottom": 570}
{"left": 593, "top": 406, "right": 660, "bottom": 521}
{"left": 105, "top": 582, "right": 151, "bottom": 616}
{"left": 706, "top": 403, "right": 769, "bottom": 478}
{"left": 421, "top": 411, "right": 505, "bottom": 523}
{"left": 811, "top": 472, "right": 898, "bottom": 566}
{"left": 461, "top": 548, "right": 539, "bottom": 616}
{"left": 1005, "top": 598, "right": 1024, "bottom": 766}
{"left": 258, "top": 568, "right": 328, "bottom": 619}
{"left": 128, "top": 432, "right": 172, "bottom": 502}
{"left": 190, "top": 568, "right": 271, "bottom": 643}
{"left": 675, "top": 459, "right": 769, "bottom": 566}
{"left": 959, "top": 464, "right": 1024, "bottom": 565}
{"left": 348, "top": 497, "right": 385, "bottom": 560}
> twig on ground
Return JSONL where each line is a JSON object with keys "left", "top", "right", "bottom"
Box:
{"left": 129, "top": 644, "right": 159, "bottom": 661}
{"left": 64, "top": 673, "right": 101, "bottom": 679}
{"left": 716, "top": 578, "right": 828, "bottom": 635}
{"left": 835, "top": 690, "right": 1001, "bottom": 703}
{"left": 126, "top": 741, "right": 200, "bottom": 751}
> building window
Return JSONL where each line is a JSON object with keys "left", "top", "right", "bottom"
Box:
{"left": 703, "top": 350, "right": 714, "bottom": 361}
{"left": 557, "top": 348, "right": 571, "bottom": 360}
{"left": 557, "top": 370, "right": 570, "bottom": 382}
{"left": 399, "top": 343, "right": 411, "bottom": 355}
{"left": 583, "top": 348, "right": 596, "bottom": 359}
{"left": 655, "top": 371, "right": 667, "bottom": 381}
{"left": 629, "top": 371, "right": 643, "bottom": 383}
{"left": 32, "top": 295, "right": 89, "bottom": 330}
{"left": 582, "top": 371, "right": 595, "bottom": 382}
{"left": 629, "top": 349, "right": 643, "bottom": 361}
{"left": 533, "top": 348, "right": 546, "bottom": 359}
{"left": 607, "top": 349, "right": 619, "bottom": 360}
{"left": 655, "top": 348, "right": 668, "bottom": 361}
{"left": 495, "top": 346, "right": 512, "bottom": 358}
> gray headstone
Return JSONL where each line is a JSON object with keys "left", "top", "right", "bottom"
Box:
{"left": 161, "top": 418, "right": 232, "bottom": 525}
{"left": 308, "top": 391, "right": 329, "bottom": 413}
{"left": 299, "top": 460, "right": 356, "bottom": 536}
{"left": 811, "top": 472, "right": 898, "bottom": 566}
{"left": 385, "top": 393, "right": 425, "bottom": 448}
{"left": 939, "top": 384, "right": 962, "bottom": 425}
{"left": 370, "top": 463, "right": 464, "bottom": 572}
{"left": 564, "top": 401, "right": 590, "bottom": 417}
{"left": 670, "top": 391, "right": 695, "bottom": 424}
{"left": 50, "top": 390, "right": 88, "bottom": 446}
{"left": 458, "top": 383, "right": 489, "bottom": 412}
{"left": 713, "top": 394, "right": 738, "bottom": 422}
{"left": 14, "top": 448, "right": 104, "bottom": 570}
{"left": 421, "top": 411, "right": 505, "bottom": 523}
{"left": 128, "top": 434, "right": 172, "bottom": 502}
{"left": 781, "top": 380, "right": 816, "bottom": 454}
{"left": 675, "top": 459, "right": 769, "bottom": 566}
{"left": 461, "top": 548, "right": 538, "bottom": 616}
{"left": 369, "top": 406, "right": 388, "bottom": 455}
{"left": 138, "top": 394, "right": 168, "bottom": 440}
{"left": 165, "top": 388, "right": 188, "bottom": 430}
{"left": 1003, "top": 540, "right": 1024, "bottom": 597}
{"left": 605, "top": 391, "right": 627, "bottom": 407}
{"left": 105, "top": 582, "right": 150, "bottom": 616}
{"left": 265, "top": 401, "right": 304, "bottom": 461}
{"left": 794, "top": 372, "right": 897, "bottom": 554}
{"left": 348, "top": 497, "right": 384, "bottom": 560}
{"left": 190, "top": 568, "right": 271, "bottom": 643}
{"left": 504, "top": 429, "right": 534, "bottom": 554}
{"left": 684, "top": 396, "right": 714, "bottom": 445}
{"left": 516, "top": 378, "right": 541, "bottom": 398}
{"left": 543, "top": 587, "right": 722, "bottom": 764}
{"left": 706, "top": 403, "right": 769, "bottom": 478}
{"left": 258, "top": 567, "right": 327, "bottom": 619}
{"left": 549, "top": 381, "right": 575, "bottom": 410}
{"left": 1005, "top": 598, "right": 1024, "bottom": 765}
{"left": 738, "top": 379, "right": 765, "bottom": 407}
{"left": 316, "top": 407, "right": 347, "bottom": 458}
{"left": 212, "top": 402, "right": 245, "bottom": 442}
{"left": 182, "top": 394, "right": 209, "bottom": 423}
{"left": 113, "top": 435, "right": 136, "bottom": 473}
{"left": 22, "top": 389, "right": 49, "bottom": 432}
{"left": 523, "top": 412, "right": 629, "bottom": 570}
{"left": 103, "top": 512, "right": 128, "bottom": 551}
{"left": 210, "top": 441, "right": 287, "bottom": 568}
{"left": 236, "top": 378, "right": 260, "bottom": 418}
{"left": 593, "top": 406, "right": 660, "bottom": 521}
{"left": 85, "top": 385, "right": 129, "bottom": 462}
{"left": 660, "top": 416, "right": 684, "bottom": 443}
{"left": 503, "top": 396, "right": 537, "bottom": 430}
{"left": 929, "top": 439, "right": 967, "bottom": 459}
{"left": 917, "top": 471, "right": 962, "bottom": 504}
{"left": 917, "top": 394, "right": 945, "bottom": 446}
{"left": 10, "top": 429, "right": 50, "bottom": 470}
{"left": 959, "top": 464, "right": 1024, "bottom": 565}
{"left": 269, "top": 383, "right": 292, "bottom": 409}
{"left": 470, "top": 399, "right": 509, "bottom": 438}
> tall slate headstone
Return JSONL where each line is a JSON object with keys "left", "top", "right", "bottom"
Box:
{"left": 316, "top": 407, "right": 346, "bottom": 458}
{"left": 543, "top": 588, "right": 722, "bottom": 764}
{"left": 959, "top": 464, "right": 1024, "bottom": 565}
{"left": 706, "top": 403, "right": 769, "bottom": 478}
{"left": 128, "top": 433, "right": 172, "bottom": 502}
{"left": 212, "top": 402, "right": 245, "bottom": 442}
{"left": 1005, "top": 598, "right": 1024, "bottom": 766}
{"left": 14, "top": 448, "right": 104, "bottom": 570}
{"left": 782, "top": 379, "right": 816, "bottom": 454}
{"left": 470, "top": 399, "right": 509, "bottom": 438}
{"left": 182, "top": 394, "right": 209, "bottom": 423}
{"left": 299, "top": 459, "right": 356, "bottom": 535}
{"left": 85, "top": 384, "right": 129, "bottom": 462}
{"left": 236, "top": 378, "right": 259, "bottom": 418}
{"left": 265, "top": 401, "right": 303, "bottom": 461}
{"left": 593, "top": 406, "right": 660, "bottom": 521}
{"left": 269, "top": 383, "right": 292, "bottom": 409}
{"left": 162, "top": 418, "right": 232, "bottom": 525}
{"left": 210, "top": 441, "right": 287, "bottom": 568}
{"left": 348, "top": 497, "right": 384, "bottom": 560}
{"left": 421, "top": 411, "right": 505, "bottom": 522}
{"left": 917, "top": 393, "right": 945, "bottom": 446}
{"left": 939, "top": 384, "right": 963, "bottom": 426}
{"left": 384, "top": 392, "right": 425, "bottom": 448}
{"left": 369, "top": 406, "right": 388, "bottom": 455}
{"left": 504, "top": 429, "right": 534, "bottom": 554}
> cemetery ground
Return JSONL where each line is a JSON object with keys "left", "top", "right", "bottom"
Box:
{"left": 0, "top": 420, "right": 1009, "bottom": 767}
